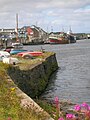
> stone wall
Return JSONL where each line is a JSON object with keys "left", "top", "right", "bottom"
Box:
{"left": 7, "top": 53, "right": 58, "bottom": 98}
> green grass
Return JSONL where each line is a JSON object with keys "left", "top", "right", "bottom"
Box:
{"left": 0, "top": 52, "right": 55, "bottom": 120}
{"left": 12, "top": 51, "right": 55, "bottom": 70}
{"left": 35, "top": 99, "right": 57, "bottom": 119}
{"left": 0, "top": 62, "right": 50, "bottom": 120}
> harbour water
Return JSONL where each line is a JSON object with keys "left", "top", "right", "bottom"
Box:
{"left": 24, "top": 39, "right": 90, "bottom": 104}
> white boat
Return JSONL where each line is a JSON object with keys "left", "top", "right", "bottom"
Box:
{"left": 11, "top": 42, "right": 23, "bottom": 49}
{"left": 0, "top": 51, "right": 19, "bottom": 65}
{"left": 0, "top": 51, "right": 10, "bottom": 61}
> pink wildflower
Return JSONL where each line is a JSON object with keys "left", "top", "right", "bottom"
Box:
{"left": 66, "top": 113, "right": 75, "bottom": 119}
{"left": 54, "top": 96, "right": 59, "bottom": 105}
{"left": 58, "top": 117, "right": 64, "bottom": 120}
{"left": 7, "top": 117, "right": 11, "bottom": 120}
{"left": 88, "top": 106, "right": 90, "bottom": 111}
{"left": 85, "top": 111, "right": 90, "bottom": 119}
{"left": 74, "top": 104, "right": 81, "bottom": 111}
{"left": 81, "top": 102, "right": 88, "bottom": 110}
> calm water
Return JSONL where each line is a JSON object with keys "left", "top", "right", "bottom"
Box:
{"left": 24, "top": 39, "right": 90, "bottom": 104}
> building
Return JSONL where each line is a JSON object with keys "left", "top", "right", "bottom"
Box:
{"left": 0, "top": 25, "right": 49, "bottom": 45}
{"left": 21, "top": 25, "right": 49, "bottom": 44}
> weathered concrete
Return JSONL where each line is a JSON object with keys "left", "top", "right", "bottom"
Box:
{"left": 7, "top": 53, "right": 58, "bottom": 98}
{"left": 6, "top": 53, "right": 58, "bottom": 120}
{"left": 7, "top": 76, "right": 54, "bottom": 120}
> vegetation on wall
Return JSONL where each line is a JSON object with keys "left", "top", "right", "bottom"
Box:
{"left": 0, "top": 52, "right": 58, "bottom": 120}
{"left": 7, "top": 52, "right": 58, "bottom": 98}
{"left": 0, "top": 62, "right": 46, "bottom": 120}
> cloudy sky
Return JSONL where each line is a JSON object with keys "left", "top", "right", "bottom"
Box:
{"left": 0, "top": 0, "right": 90, "bottom": 33}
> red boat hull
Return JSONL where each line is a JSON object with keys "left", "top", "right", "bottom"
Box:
{"left": 17, "top": 51, "right": 43, "bottom": 57}
{"left": 49, "top": 38, "right": 69, "bottom": 44}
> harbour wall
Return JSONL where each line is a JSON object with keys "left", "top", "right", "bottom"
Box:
{"left": 7, "top": 53, "right": 58, "bottom": 98}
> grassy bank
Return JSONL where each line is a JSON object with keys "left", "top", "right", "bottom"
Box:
{"left": 0, "top": 52, "right": 58, "bottom": 120}
{"left": 0, "top": 62, "right": 49, "bottom": 120}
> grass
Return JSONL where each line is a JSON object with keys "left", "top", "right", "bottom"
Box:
{"left": 0, "top": 52, "right": 55, "bottom": 120}
{"left": 0, "top": 61, "right": 51, "bottom": 120}
{"left": 12, "top": 51, "right": 55, "bottom": 70}
{"left": 35, "top": 99, "right": 56, "bottom": 118}
{"left": 0, "top": 63, "right": 30, "bottom": 119}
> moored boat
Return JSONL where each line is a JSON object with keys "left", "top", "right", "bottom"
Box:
{"left": 49, "top": 37, "right": 69, "bottom": 44}
{"left": 68, "top": 35, "right": 76, "bottom": 43}
{"left": 0, "top": 51, "right": 10, "bottom": 61}
{"left": 67, "top": 27, "right": 76, "bottom": 43}
{"left": 11, "top": 42, "right": 23, "bottom": 49}
{"left": 10, "top": 49, "right": 27, "bottom": 55}
{"left": 17, "top": 51, "right": 43, "bottom": 57}
{"left": 49, "top": 32, "right": 69, "bottom": 44}
{"left": 9, "top": 14, "right": 26, "bottom": 55}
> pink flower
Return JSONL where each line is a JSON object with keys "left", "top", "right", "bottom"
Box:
{"left": 58, "top": 117, "right": 64, "bottom": 120}
{"left": 7, "top": 117, "right": 11, "bottom": 120}
{"left": 74, "top": 104, "right": 81, "bottom": 111}
{"left": 66, "top": 113, "right": 75, "bottom": 119}
{"left": 54, "top": 96, "right": 59, "bottom": 105}
{"left": 88, "top": 106, "right": 90, "bottom": 111}
{"left": 81, "top": 102, "right": 89, "bottom": 110}
{"left": 85, "top": 111, "right": 90, "bottom": 119}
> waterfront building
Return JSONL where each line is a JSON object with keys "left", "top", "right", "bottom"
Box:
{"left": 0, "top": 25, "right": 48, "bottom": 45}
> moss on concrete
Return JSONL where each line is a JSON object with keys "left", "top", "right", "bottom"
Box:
{"left": 7, "top": 52, "right": 58, "bottom": 98}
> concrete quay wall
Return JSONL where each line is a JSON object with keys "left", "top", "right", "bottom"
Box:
{"left": 7, "top": 53, "right": 58, "bottom": 98}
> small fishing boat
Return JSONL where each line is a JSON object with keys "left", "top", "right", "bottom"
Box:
{"left": 11, "top": 42, "right": 23, "bottom": 49}
{"left": 49, "top": 32, "right": 69, "bottom": 44}
{"left": 10, "top": 49, "right": 27, "bottom": 55}
{"left": 0, "top": 51, "right": 19, "bottom": 64}
{"left": 0, "top": 51, "right": 10, "bottom": 61}
{"left": 17, "top": 51, "right": 43, "bottom": 57}
{"left": 67, "top": 27, "right": 76, "bottom": 43}
{"left": 49, "top": 37, "right": 69, "bottom": 44}
{"left": 68, "top": 35, "right": 76, "bottom": 43}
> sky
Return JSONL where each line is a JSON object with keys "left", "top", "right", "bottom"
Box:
{"left": 0, "top": 0, "right": 90, "bottom": 33}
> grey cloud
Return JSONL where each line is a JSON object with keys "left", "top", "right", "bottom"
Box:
{"left": 0, "top": 0, "right": 90, "bottom": 32}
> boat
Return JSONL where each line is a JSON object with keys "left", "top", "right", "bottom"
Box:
{"left": 67, "top": 27, "right": 76, "bottom": 43}
{"left": 68, "top": 35, "right": 76, "bottom": 43}
{"left": 49, "top": 28, "right": 76, "bottom": 44}
{"left": 49, "top": 37, "right": 69, "bottom": 44}
{"left": 17, "top": 51, "right": 43, "bottom": 58}
{"left": 1, "top": 46, "right": 13, "bottom": 53}
{"left": 10, "top": 49, "right": 27, "bottom": 55}
{"left": 49, "top": 32, "right": 69, "bottom": 44}
{"left": 0, "top": 51, "right": 10, "bottom": 61}
{"left": 9, "top": 14, "right": 27, "bottom": 55}
{"left": 11, "top": 42, "right": 23, "bottom": 49}
{"left": 2, "top": 42, "right": 23, "bottom": 53}
{"left": 0, "top": 51, "right": 19, "bottom": 65}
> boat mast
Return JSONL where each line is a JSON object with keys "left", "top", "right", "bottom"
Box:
{"left": 16, "top": 13, "right": 19, "bottom": 42}
{"left": 69, "top": 26, "right": 72, "bottom": 34}
{"left": 51, "top": 26, "right": 53, "bottom": 33}
{"left": 61, "top": 26, "right": 64, "bottom": 33}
